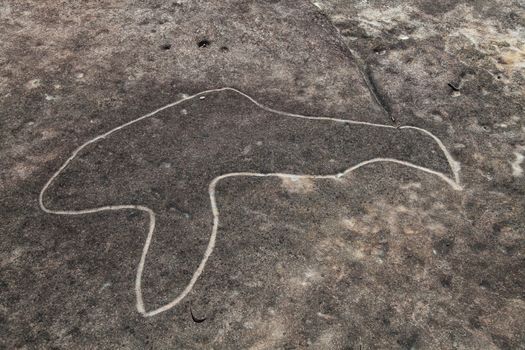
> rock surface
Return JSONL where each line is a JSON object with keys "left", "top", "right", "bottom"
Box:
{"left": 1, "top": 0, "right": 523, "bottom": 349}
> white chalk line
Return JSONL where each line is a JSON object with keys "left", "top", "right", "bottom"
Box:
{"left": 39, "top": 87, "right": 463, "bottom": 317}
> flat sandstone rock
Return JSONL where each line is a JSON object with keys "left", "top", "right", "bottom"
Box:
{"left": 1, "top": 1, "right": 523, "bottom": 349}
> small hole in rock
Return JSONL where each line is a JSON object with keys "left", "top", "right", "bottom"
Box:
{"left": 373, "top": 45, "right": 386, "bottom": 54}
{"left": 198, "top": 39, "right": 210, "bottom": 48}
{"left": 160, "top": 44, "right": 171, "bottom": 50}
{"left": 220, "top": 46, "right": 229, "bottom": 52}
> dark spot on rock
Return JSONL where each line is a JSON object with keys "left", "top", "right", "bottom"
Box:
{"left": 220, "top": 46, "right": 229, "bottom": 52}
{"left": 479, "top": 279, "right": 491, "bottom": 288}
{"left": 198, "top": 39, "right": 210, "bottom": 48}
{"left": 397, "top": 332, "right": 419, "bottom": 349}
{"left": 404, "top": 248, "right": 425, "bottom": 266}
{"left": 127, "top": 211, "right": 140, "bottom": 220}
{"left": 34, "top": 312, "right": 44, "bottom": 323}
{"left": 380, "top": 241, "right": 390, "bottom": 256}
{"left": 508, "top": 12, "right": 519, "bottom": 20}
{"left": 100, "top": 174, "right": 110, "bottom": 184}
{"left": 124, "top": 325, "right": 135, "bottom": 335}
{"left": 160, "top": 43, "right": 171, "bottom": 50}
{"left": 86, "top": 296, "right": 97, "bottom": 307}
{"left": 77, "top": 309, "right": 87, "bottom": 317}
{"left": 440, "top": 275, "right": 452, "bottom": 288}
{"left": 469, "top": 242, "right": 487, "bottom": 252}
{"left": 66, "top": 326, "right": 81, "bottom": 337}
{"left": 492, "top": 220, "right": 514, "bottom": 236}
{"left": 433, "top": 238, "right": 454, "bottom": 255}
{"left": 491, "top": 334, "right": 511, "bottom": 350}
{"left": 502, "top": 244, "right": 517, "bottom": 255}
{"left": 150, "top": 187, "right": 162, "bottom": 199}
{"left": 35, "top": 330, "right": 51, "bottom": 343}
{"left": 417, "top": 1, "right": 458, "bottom": 15}
{"left": 469, "top": 316, "right": 481, "bottom": 329}
{"left": 373, "top": 45, "right": 386, "bottom": 54}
